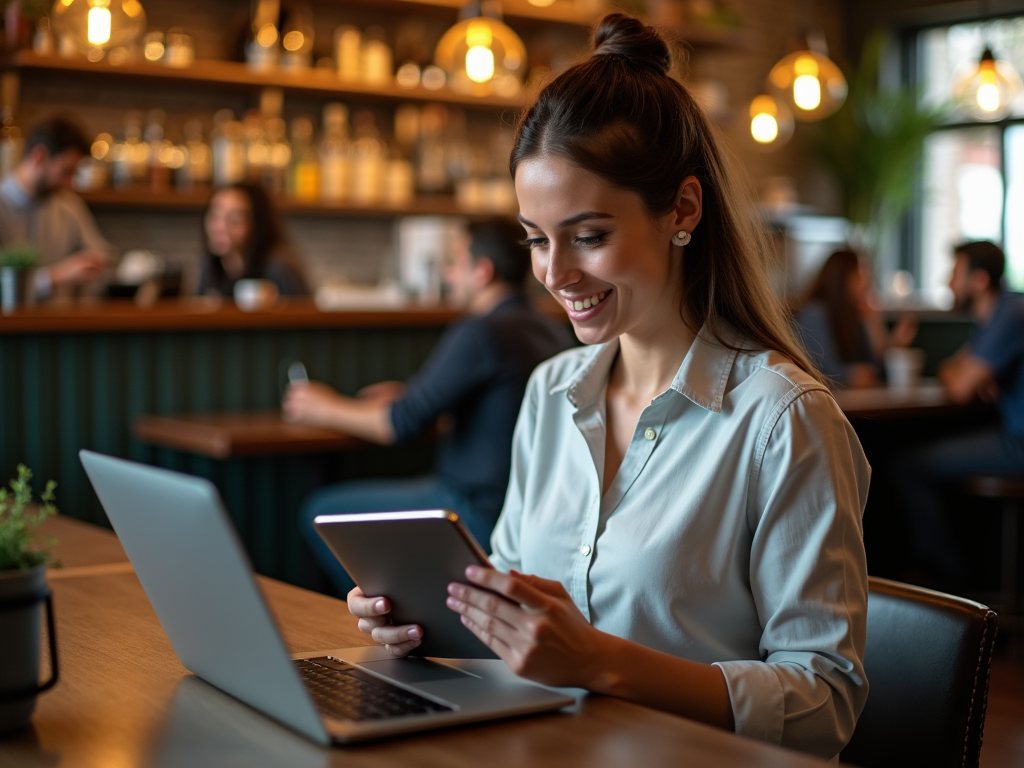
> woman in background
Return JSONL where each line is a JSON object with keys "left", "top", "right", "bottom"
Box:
{"left": 795, "top": 249, "right": 915, "bottom": 387}
{"left": 197, "top": 182, "right": 308, "bottom": 297}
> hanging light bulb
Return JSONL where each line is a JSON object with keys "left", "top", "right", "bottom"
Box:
{"left": 435, "top": 9, "right": 526, "bottom": 97}
{"left": 768, "top": 43, "right": 847, "bottom": 122}
{"left": 748, "top": 95, "right": 794, "bottom": 150}
{"left": 52, "top": 0, "right": 146, "bottom": 54}
{"left": 954, "top": 47, "right": 1023, "bottom": 121}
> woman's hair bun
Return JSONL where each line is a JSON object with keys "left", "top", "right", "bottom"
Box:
{"left": 592, "top": 13, "right": 671, "bottom": 76}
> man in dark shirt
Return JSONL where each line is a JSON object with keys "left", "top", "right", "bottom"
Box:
{"left": 899, "top": 241, "right": 1024, "bottom": 588}
{"left": 284, "top": 219, "right": 574, "bottom": 594}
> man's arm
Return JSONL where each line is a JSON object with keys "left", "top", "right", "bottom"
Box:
{"left": 938, "top": 351, "right": 997, "bottom": 403}
{"left": 282, "top": 381, "right": 396, "bottom": 444}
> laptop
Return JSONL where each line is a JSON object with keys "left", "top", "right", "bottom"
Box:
{"left": 79, "top": 450, "right": 575, "bottom": 745}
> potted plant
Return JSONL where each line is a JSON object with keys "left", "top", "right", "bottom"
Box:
{"left": 815, "top": 32, "right": 948, "bottom": 260}
{"left": 0, "top": 243, "right": 37, "bottom": 315}
{"left": 0, "top": 464, "right": 59, "bottom": 737}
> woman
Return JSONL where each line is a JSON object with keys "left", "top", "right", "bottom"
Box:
{"left": 795, "top": 249, "right": 916, "bottom": 387}
{"left": 349, "top": 15, "right": 870, "bottom": 759}
{"left": 196, "top": 182, "right": 308, "bottom": 297}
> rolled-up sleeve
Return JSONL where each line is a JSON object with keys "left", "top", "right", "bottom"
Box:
{"left": 715, "top": 388, "right": 870, "bottom": 759}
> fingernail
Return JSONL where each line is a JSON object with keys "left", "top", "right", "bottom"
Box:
{"left": 466, "top": 565, "right": 480, "bottom": 578}
{"left": 407, "top": 627, "right": 421, "bottom": 639}
{"left": 374, "top": 599, "right": 386, "bottom": 613}
{"left": 446, "top": 596, "right": 459, "bottom": 608}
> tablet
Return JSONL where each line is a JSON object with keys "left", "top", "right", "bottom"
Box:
{"left": 313, "top": 510, "right": 497, "bottom": 659}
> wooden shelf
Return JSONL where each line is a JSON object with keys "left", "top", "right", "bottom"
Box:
{"left": 351, "top": 0, "right": 599, "bottom": 27}
{"left": 4, "top": 51, "right": 525, "bottom": 111}
{"left": 78, "top": 187, "right": 512, "bottom": 218}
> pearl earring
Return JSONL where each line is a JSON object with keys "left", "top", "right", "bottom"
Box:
{"left": 672, "top": 230, "right": 691, "bottom": 247}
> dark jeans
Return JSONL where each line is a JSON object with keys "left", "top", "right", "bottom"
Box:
{"left": 299, "top": 476, "right": 498, "bottom": 596}
{"left": 895, "top": 426, "right": 1024, "bottom": 589}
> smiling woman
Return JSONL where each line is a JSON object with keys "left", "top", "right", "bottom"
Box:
{"left": 347, "top": 13, "right": 871, "bottom": 762}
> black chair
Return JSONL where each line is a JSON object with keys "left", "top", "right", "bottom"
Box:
{"left": 840, "top": 577, "right": 998, "bottom": 768}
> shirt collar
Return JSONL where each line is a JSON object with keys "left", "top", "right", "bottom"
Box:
{"left": 0, "top": 175, "right": 32, "bottom": 211}
{"left": 550, "top": 324, "right": 741, "bottom": 413}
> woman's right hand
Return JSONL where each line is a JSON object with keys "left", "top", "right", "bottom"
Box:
{"left": 346, "top": 586, "right": 423, "bottom": 657}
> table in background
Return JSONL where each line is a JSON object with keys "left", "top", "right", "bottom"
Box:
{"left": 0, "top": 517, "right": 830, "bottom": 768}
{"left": 833, "top": 381, "right": 993, "bottom": 420}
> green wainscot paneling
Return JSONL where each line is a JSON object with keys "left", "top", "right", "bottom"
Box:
{"left": 0, "top": 325, "right": 445, "bottom": 588}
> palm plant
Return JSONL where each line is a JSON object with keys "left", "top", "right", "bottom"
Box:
{"left": 815, "top": 32, "right": 949, "bottom": 255}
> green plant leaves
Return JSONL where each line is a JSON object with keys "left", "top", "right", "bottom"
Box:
{"left": 0, "top": 464, "right": 58, "bottom": 571}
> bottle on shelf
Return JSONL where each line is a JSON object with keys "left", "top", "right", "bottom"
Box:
{"left": 144, "top": 109, "right": 171, "bottom": 190}
{"left": 361, "top": 26, "right": 393, "bottom": 86}
{"left": 111, "top": 112, "right": 144, "bottom": 189}
{"left": 263, "top": 116, "right": 291, "bottom": 197}
{"left": 319, "top": 103, "right": 351, "bottom": 203}
{"left": 289, "top": 116, "right": 320, "bottom": 202}
{"left": 182, "top": 119, "right": 213, "bottom": 190}
{"left": 335, "top": 26, "right": 361, "bottom": 83}
{"left": 243, "top": 110, "right": 269, "bottom": 185}
{"left": 0, "top": 115, "right": 24, "bottom": 179}
{"left": 350, "top": 110, "right": 384, "bottom": 205}
{"left": 211, "top": 109, "right": 246, "bottom": 187}
{"left": 415, "top": 105, "right": 449, "bottom": 195}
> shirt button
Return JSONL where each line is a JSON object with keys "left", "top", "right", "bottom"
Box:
{"left": 580, "top": 544, "right": 592, "bottom": 557}
{"left": 644, "top": 428, "right": 656, "bottom": 440}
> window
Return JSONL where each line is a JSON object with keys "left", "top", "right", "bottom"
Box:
{"left": 913, "top": 17, "right": 1024, "bottom": 304}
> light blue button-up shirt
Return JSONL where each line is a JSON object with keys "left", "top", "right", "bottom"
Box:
{"left": 490, "top": 324, "right": 870, "bottom": 759}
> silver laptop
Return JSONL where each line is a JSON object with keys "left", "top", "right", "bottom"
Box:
{"left": 79, "top": 450, "right": 574, "bottom": 745}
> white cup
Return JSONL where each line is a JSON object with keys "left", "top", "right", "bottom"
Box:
{"left": 233, "top": 279, "right": 279, "bottom": 311}
{"left": 884, "top": 348, "right": 925, "bottom": 391}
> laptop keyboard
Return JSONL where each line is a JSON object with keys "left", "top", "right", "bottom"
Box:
{"left": 296, "top": 657, "right": 453, "bottom": 722}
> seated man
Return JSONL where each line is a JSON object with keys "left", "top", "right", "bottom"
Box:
{"left": 284, "top": 219, "right": 575, "bottom": 594}
{"left": 898, "top": 241, "right": 1024, "bottom": 588}
{"left": 0, "top": 117, "right": 115, "bottom": 300}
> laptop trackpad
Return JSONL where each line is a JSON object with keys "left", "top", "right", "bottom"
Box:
{"left": 361, "top": 658, "right": 473, "bottom": 684}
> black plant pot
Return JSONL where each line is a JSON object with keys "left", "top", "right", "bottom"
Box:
{"left": 0, "top": 566, "right": 59, "bottom": 736}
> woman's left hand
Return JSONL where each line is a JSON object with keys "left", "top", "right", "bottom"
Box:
{"left": 446, "top": 566, "right": 608, "bottom": 688}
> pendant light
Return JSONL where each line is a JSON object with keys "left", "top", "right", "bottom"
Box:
{"left": 747, "top": 94, "right": 794, "bottom": 150}
{"left": 954, "top": 46, "right": 1023, "bottom": 121}
{"left": 768, "top": 28, "right": 847, "bottom": 122}
{"left": 51, "top": 0, "right": 147, "bottom": 54}
{"left": 434, "top": 1, "right": 526, "bottom": 98}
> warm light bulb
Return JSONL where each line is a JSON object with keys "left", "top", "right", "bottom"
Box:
{"left": 751, "top": 113, "right": 779, "bottom": 143}
{"left": 466, "top": 45, "right": 494, "bottom": 83}
{"left": 793, "top": 75, "right": 822, "bottom": 111}
{"left": 976, "top": 83, "right": 1001, "bottom": 112}
{"left": 526, "top": 0, "right": 555, "bottom": 5}
{"left": 87, "top": 4, "right": 112, "bottom": 46}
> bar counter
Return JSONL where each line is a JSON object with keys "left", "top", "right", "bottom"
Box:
{"left": 0, "top": 298, "right": 463, "bottom": 334}
{"left": 1, "top": 299, "right": 458, "bottom": 588}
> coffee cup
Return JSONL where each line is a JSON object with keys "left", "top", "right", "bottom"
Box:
{"left": 884, "top": 348, "right": 925, "bottom": 391}
{"left": 233, "top": 279, "right": 279, "bottom": 311}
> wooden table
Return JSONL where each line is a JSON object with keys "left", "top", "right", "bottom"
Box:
{"left": 0, "top": 516, "right": 830, "bottom": 768}
{"left": 134, "top": 412, "right": 361, "bottom": 459}
{"left": 833, "top": 381, "right": 991, "bottom": 420}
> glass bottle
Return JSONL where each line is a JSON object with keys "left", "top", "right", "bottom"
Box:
{"left": 111, "top": 112, "right": 143, "bottom": 189}
{"left": 144, "top": 109, "right": 171, "bottom": 190}
{"left": 242, "top": 110, "right": 269, "bottom": 185}
{"left": 350, "top": 110, "right": 383, "bottom": 205}
{"left": 289, "top": 116, "right": 320, "bottom": 202}
{"left": 182, "top": 119, "right": 212, "bottom": 189}
{"left": 415, "top": 104, "right": 448, "bottom": 194}
{"left": 0, "top": 116, "right": 24, "bottom": 179}
{"left": 319, "top": 103, "right": 351, "bottom": 203}
{"left": 263, "top": 117, "right": 291, "bottom": 197}
{"left": 211, "top": 109, "right": 246, "bottom": 187}
{"left": 361, "top": 26, "right": 393, "bottom": 86}
{"left": 335, "top": 25, "right": 361, "bottom": 82}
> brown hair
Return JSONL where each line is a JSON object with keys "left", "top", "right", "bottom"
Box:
{"left": 510, "top": 13, "right": 820, "bottom": 380}
{"left": 804, "top": 250, "right": 864, "bottom": 363}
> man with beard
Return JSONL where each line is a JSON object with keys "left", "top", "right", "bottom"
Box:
{"left": 0, "top": 117, "right": 114, "bottom": 300}
{"left": 898, "top": 240, "right": 1024, "bottom": 588}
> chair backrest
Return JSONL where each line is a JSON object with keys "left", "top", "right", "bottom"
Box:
{"left": 840, "top": 577, "right": 998, "bottom": 768}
